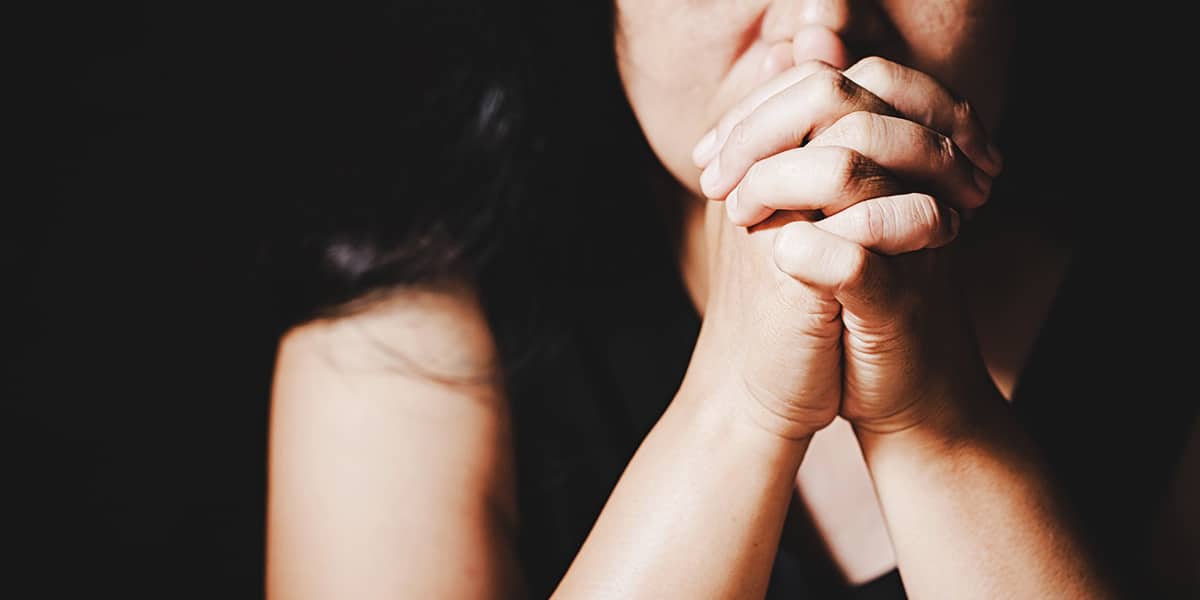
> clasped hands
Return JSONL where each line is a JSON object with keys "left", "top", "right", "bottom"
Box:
{"left": 689, "top": 56, "right": 1004, "bottom": 443}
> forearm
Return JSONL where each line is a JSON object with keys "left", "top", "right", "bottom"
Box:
{"left": 856, "top": 392, "right": 1115, "bottom": 599}
{"left": 553, "top": 374, "right": 809, "bottom": 599}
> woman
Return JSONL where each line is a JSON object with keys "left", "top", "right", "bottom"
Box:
{"left": 264, "top": 1, "right": 1198, "bottom": 597}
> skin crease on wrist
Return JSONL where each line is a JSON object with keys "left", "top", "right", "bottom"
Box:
{"left": 612, "top": 0, "right": 1081, "bottom": 588}
{"left": 264, "top": 0, "right": 1199, "bottom": 596}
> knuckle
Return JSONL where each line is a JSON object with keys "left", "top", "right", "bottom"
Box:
{"left": 806, "top": 69, "right": 855, "bottom": 105}
{"left": 717, "top": 110, "right": 742, "bottom": 138}
{"left": 907, "top": 194, "right": 942, "bottom": 240}
{"left": 820, "top": 112, "right": 866, "bottom": 148}
{"left": 728, "top": 120, "right": 753, "bottom": 150}
{"left": 861, "top": 200, "right": 890, "bottom": 244}
{"left": 952, "top": 97, "right": 977, "bottom": 130}
{"left": 932, "top": 129, "right": 959, "bottom": 169}
{"left": 839, "top": 109, "right": 875, "bottom": 133}
{"left": 827, "top": 144, "right": 893, "bottom": 200}
{"left": 913, "top": 193, "right": 942, "bottom": 224}
{"left": 852, "top": 56, "right": 893, "bottom": 80}
{"left": 830, "top": 147, "right": 872, "bottom": 191}
{"left": 796, "top": 59, "right": 838, "bottom": 78}
{"left": 741, "top": 160, "right": 767, "bottom": 196}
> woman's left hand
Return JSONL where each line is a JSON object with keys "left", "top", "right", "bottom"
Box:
{"left": 693, "top": 56, "right": 1003, "bottom": 435}
{"left": 696, "top": 54, "right": 1120, "bottom": 600}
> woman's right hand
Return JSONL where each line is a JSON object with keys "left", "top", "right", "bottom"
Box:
{"left": 687, "top": 204, "right": 844, "bottom": 441}
{"left": 689, "top": 195, "right": 960, "bottom": 441}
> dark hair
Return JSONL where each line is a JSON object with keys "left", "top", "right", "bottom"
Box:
{"left": 259, "top": 1, "right": 673, "bottom": 374}
{"left": 258, "top": 3, "right": 1096, "bottom": 373}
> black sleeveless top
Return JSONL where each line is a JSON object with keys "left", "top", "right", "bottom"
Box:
{"left": 505, "top": 234, "right": 1197, "bottom": 598}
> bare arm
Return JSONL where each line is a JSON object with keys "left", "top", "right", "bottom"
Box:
{"left": 552, "top": 365, "right": 810, "bottom": 599}
{"left": 266, "top": 283, "right": 816, "bottom": 600}
{"left": 855, "top": 391, "right": 1114, "bottom": 599}
{"left": 549, "top": 194, "right": 962, "bottom": 598}
{"left": 267, "top": 284, "right": 521, "bottom": 599}
{"left": 266, "top": 160, "right": 955, "bottom": 597}
{"left": 692, "top": 50, "right": 1127, "bottom": 597}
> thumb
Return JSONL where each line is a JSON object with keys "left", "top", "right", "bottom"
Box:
{"left": 773, "top": 220, "right": 900, "bottom": 322}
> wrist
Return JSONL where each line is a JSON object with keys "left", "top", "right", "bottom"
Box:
{"left": 852, "top": 381, "right": 1008, "bottom": 464}
{"left": 674, "top": 368, "right": 815, "bottom": 471}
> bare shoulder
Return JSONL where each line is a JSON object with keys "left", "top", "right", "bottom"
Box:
{"left": 277, "top": 279, "right": 499, "bottom": 386}
{"left": 268, "top": 281, "right": 520, "bottom": 599}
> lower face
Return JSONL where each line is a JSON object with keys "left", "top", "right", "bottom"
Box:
{"left": 613, "top": 0, "right": 1014, "bottom": 196}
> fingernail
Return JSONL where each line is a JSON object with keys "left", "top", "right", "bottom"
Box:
{"left": 692, "top": 129, "right": 718, "bottom": 167}
{"left": 700, "top": 156, "right": 722, "bottom": 197}
{"left": 726, "top": 187, "right": 740, "bottom": 218}
{"left": 986, "top": 142, "right": 1004, "bottom": 173}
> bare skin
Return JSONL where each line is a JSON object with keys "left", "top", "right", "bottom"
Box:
{"left": 267, "top": 1, "right": 1199, "bottom": 597}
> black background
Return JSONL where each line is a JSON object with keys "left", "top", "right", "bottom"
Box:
{"left": 15, "top": 4, "right": 283, "bottom": 596}
{"left": 12, "top": 3, "right": 1192, "bottom": 598}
